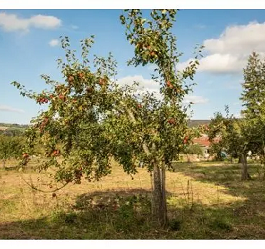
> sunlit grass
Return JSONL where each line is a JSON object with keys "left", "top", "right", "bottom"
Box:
{"left": 1, "top": 158, "right": 265, "bottom": 239}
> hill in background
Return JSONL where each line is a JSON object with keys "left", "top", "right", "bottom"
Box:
{"left": 0, "top": 123, "right": 28, "bottom": 136}
{"left": 0, "top": 120, "right": 211, "bottom": 133}
{"left": 188, "top": 120, "right": 211, "bottom": 128}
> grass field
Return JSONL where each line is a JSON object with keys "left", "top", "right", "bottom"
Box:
{"left": 1, "top": 159, "right": 265, "bottom": 239}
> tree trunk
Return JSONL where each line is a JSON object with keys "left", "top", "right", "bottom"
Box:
{"left": 3, "top": 159, "right": 6, "bottom": 170}
{"left": 241, "top": 154, "right": 251, "bottom": 180}
{"left": 152, "top": 163, "right": 168, "bottom": 226}
{"left": 122, "top": 105, "right": 168, "bottom": 226}
{"left": 260, "top": 154, "right": 265, "bottom": 180}
{"left": 161, "top": 163, "right": 167, "bottom": 224}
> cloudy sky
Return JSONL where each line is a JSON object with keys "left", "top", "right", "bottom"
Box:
{"left": 1, "top": 9, "right": 265, "bottom": 124}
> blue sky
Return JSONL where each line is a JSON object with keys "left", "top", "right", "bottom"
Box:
{"left": 1, "top": 9, "right": 265, "bottom": 124}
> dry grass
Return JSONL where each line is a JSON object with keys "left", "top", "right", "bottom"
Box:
{"left": 1, "top": 159, "right": 265, "bottom": 239}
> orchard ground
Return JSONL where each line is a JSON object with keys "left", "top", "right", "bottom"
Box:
{"left": 1, "top": 158, "right": 265, "bottom": 239}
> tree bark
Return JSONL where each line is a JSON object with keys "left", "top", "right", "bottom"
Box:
{"left": 241, "top": 154, "right": 251, "bottom": 180}
{"left": 152, "top": 163, "right": 168, "bottom": 226}
{"left": 161, "top": 163, "right": 167, "bottom": 225}
{"left": 123, "top": 102, "right": 168, "bottom": 226}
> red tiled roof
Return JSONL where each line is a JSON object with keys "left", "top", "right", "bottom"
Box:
{"left": 192, "top": 134, "right": 220, "bottom": 147}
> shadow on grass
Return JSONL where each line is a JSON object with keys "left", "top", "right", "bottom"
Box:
{"left": 1, "top": 165, "right": 20, "bottom": 171}
{"left": 0, "top": 188, "right": 167, "bottom": 239}
{"left": 1, "top": 195, "right": 265, "bottom": 239}
{"left": 170, "top": 161, "right": 265, "bottom": 235}
{"left": 2, "top": 167, "right": 265, "bottom": 239}
{"left": 172, "top": 161, "right": 265, "bottom": 200}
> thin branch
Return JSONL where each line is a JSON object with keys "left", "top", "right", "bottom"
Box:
{"left": 20, "top": 175, "right": 69, "bottom": 193}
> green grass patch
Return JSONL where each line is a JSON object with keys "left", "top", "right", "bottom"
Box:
{"left": 1, "top": 160, "right": 265, "bottom": 239}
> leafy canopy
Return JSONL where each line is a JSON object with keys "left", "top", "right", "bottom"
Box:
{"left": 12, "top": 10, "right": 201, "bottom": 185}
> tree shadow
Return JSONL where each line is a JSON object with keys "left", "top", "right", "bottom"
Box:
{"left": 2, "top": 167, "right": 265, "bottom": 239}
{"left": 1, "top": 184, "right": 265, "bottom": 239}
{"left": 0, "top": 188, "right": 171, "bottom": 239}
{"left": 0, "top": 165, "right": 19, "bottom": 171}
{"left": 172, "top": 161, "right": 264, "bottom": 199}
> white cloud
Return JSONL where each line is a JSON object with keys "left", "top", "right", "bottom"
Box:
{"left": 179, "top": 21, "right": 265, "bottom": 74}
{"left": 204, "top": 22, "right": 265, "bottom": 55}
{"left": 117, "top": 75, "right": 161, "bottom": 100}
{"left": 198, "top": 54, "right": 246, "bottom": 74}
{"left": 117, "top": 75, "right": 159, "bottom": 91}
{"left": 0, "top": 12, "right": 61, "bottom": 32}
{"left": 117, "top": 75, "right": 208, "bottom": 105}
{"left": 178, "top": 54, "right": 245, "bottom": 74}
{"left": 0, "top": 105, "right": 25, "bottom": 113}
{"left": 49, "top": 39, "right": 59, "bottom": 47}
{"left": 183, "top": 95, "right": 209, "bottom": 104}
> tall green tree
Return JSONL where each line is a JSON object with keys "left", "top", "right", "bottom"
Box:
{"left": 240, "top": 52, "right": 265, "bottom": 177}
{"left": 12, "top": 9, "right": 200, "bottom": 226}
{"left": 241, "top": 52, "right": 265, "bottom": 118}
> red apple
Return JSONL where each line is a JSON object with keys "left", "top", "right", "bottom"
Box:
{"left": 68, "top": 75, "right": 74, "bottom": 83}
{"left": 166, "top": 81, "right": 174, "bottom": 89}
{"left": 99, "top": 78, "right": 105, "bottom": 86}
{"left": 86, "top": 87, "right": 93, "bottom": 93}
{"left": 52, "top": 150, "right": 60, "bottom": 157}
{"left": 22, "top": 153, "right": 29, "bottom": 158}
{"left": 150, "top": 51, "right": 156, "bottom": 57}
{"left": 78, "top": 72, "right": 84, "bottom": 79}
{"left": 168, "top": 118, "right": 176, "bottom": 125}
{"left": 59, "top": 94, "right": 65, "bottom": 101}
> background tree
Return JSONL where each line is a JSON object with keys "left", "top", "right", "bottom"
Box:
{"left": 207, "top": 112, "right": 227, "bottom": 161}
{"left": 12, "top": 9, "right": 201, "bottom": 226}
{"left": 207, "top": 108, "right": 255, "bottom": 180}
{"left": 0, "top": 135, "right": 24, "bottom": 169}
{"left": 240, "top": 52, "right": 265, "bottom": 178}
{"left": 185, "top": 144, "right": 203, "bottom": 157}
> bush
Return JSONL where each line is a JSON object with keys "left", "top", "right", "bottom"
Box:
{"left": 0, "top": 135, "right": 24, "bottom": 168}
{"left": 186, "top": 144, "right": 203, "bottom": 156}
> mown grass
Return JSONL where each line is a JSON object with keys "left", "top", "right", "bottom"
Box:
{"left": 1, "top": 159, "right": 265, "bottom": 239}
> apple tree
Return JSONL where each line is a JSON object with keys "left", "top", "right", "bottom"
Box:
{"left": 207, "top": 108, "right": 257, "bottom": 180}
{"left": 12, "top": 9, "right": 200, "bottom": 226}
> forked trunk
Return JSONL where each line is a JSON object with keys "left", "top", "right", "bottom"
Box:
{"left": 126, "top": 103, "right": 168, "bottom": 225}
{"left": 152, "top": 163, "right": 168, "bottom": 226}
{"left": 241, "top": 154, "right": 251, "bottom": 180}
